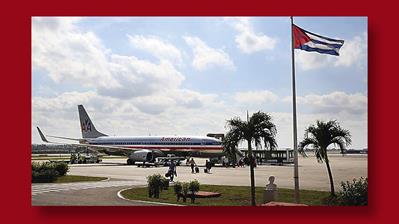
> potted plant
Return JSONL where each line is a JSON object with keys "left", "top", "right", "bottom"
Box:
{"left": 182, "top": 182, "right": 190, "bottom": 202}
{"left": 173, "top": 181, "right": 183, "bottom": 201}
{"left": 161, "top": 176, "right": 169, "bottom": 190}
{"left": 189, "top": 180, "right": 200, "bottom": 203}
{"left": 147, "top": 174, "right": 163, "bottom": 198}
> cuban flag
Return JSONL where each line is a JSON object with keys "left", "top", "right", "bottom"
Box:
{"left": 293, "top": 24, "right": 344, "bottom": 56}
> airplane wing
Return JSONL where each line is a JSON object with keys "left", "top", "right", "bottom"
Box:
{"left": 36, "top": 127, "right": 159, "bottom": 156}
{"left": 47, "top": 135, "right": 82, "bottom": 142}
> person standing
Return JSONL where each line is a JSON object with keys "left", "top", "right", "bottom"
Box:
{"left": 168, "top": 160, "right": 177, "bottom": 182}
{"left": 189, "top": 158, "right": 196, "bottom": 173}
{"left": 205, "top": 160, "right": 212, "bottom": 174}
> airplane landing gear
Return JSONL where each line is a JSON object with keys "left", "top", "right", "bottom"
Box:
{"left": 127, "top": 159, "right": 135, "bottom": 165}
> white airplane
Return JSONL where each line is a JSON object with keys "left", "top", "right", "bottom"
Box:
{"left": 37, "top": 105, "right": 224, "bottom": 165}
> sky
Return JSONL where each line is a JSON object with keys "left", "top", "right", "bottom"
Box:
{"left": 31, "top": 16, "right": 367, "bottom": 149}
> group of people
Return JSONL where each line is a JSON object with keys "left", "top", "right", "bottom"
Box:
{"left": 191, "top": 158, "right": 212, "bottom": 173}
{"left": 186, "top": 158, "right": 212, "bottom": 174}
{"left": 166, "top": 158, "right": 213, "bottom": 182}
{"left": 165, "top": 156, "right": 258, "bottom": 182}
{"left": 237, "top": 157, "right": 257, "bottom": 168}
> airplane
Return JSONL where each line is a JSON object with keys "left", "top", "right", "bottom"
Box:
{"left": 37, "top": 105, "right": 224, "bottom": 165}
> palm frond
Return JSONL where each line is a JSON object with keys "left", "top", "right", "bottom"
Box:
{"left": 298, "top": 137, "right": 318, "bottom": 157}
{"left": 300, "top": 120, "right": 352, "bottom": 162}
{"left": 330, "top": 138, "right": 347, "bottom": 154}
{"left": 263, "top": 134, "right": 278, "bottom": 150}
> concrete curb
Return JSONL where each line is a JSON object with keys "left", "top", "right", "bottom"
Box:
{"left": 100, "top": 177, "right": 111, "bottom": 182}
{"left": 117, "top": 188, "right": 184, "bottom": 206}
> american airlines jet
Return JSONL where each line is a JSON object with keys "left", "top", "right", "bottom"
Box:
{"left": 37, "top": 105, "right": 224, "bottom": 165}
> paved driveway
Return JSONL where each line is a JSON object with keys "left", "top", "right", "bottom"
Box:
{"left": 32, "top": 180, "right": 153, "bottom": 206}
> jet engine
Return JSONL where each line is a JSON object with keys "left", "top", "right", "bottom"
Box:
{"left": 127, "top": 150, "right": 154, "bottom": 165}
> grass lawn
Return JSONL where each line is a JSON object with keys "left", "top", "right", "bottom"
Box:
{"left": 121, "top": 185, "right": 330, "bottom": 206}
{"left": 53, "top": 175, "right": 108, "bottom": 183}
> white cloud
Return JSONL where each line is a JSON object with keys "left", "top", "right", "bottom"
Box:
{"left": 127, "top": 35, "right": 183, "bottom": 65}
{"left": 132, "top": 95, "right": 176, "bottom": 115}
{"left": 32, "top": 89, "right": 227, "bottom": 143}
{"left": 234, "top": 90, "right": 278, "bottom": 104}
{"left": 296, "top": 33, "right": 367, "bottom": 71}
{"left": 295, "top": 50, "right": 332, "bottom": 70}
{"left": 99, "top": 55, "right": 185, "bottom": 98}
{"left": 335, "top": 32, "right": 367, "bottom": 68}
{"left": 269, "top": 111, "right": 367, "bottom": 149}
{"left": 284, "top": 91, "right": 367, "bottom": 115}
{"left": 168, "top": 89, "right": 222, "bottom": 109}
{"left": 32, "top": 17, "right": 116, "bottom": 88}
{"left": 228, "top": 17, "right": 277, "bottom": 54}
{"left": 31, "top": 17, "right": 367, "bottom": 149}
{"left": 32, "top": 17, "right": 225, "bottom": 122}
{"left": 32, "top": 17, "right": 185, "bottom": 99}
{"left": 32, "top": 17, "right": 81, "bottom": 32}
{"left": 183, "top": 36, "right": 235, "bottom": 71}
{"left": 33, "top": 91, "right": 97, "bottom": 112}
{"left": 32, "top": 90, "right": 367, "bottom": 149}
{"left": 32, "top": 86, "right": 224, "bottom": 127}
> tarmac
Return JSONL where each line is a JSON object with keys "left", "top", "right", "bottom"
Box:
{"left": 32, "top": 154, "right": 367, "bottom": 206}
{"left": 67, "top": 154, "right": 367, "bottom": 191}
{"left": 32, "top": 184, "right": 154, "bottom": 206}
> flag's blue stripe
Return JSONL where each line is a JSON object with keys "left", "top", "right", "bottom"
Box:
{"left": 309, "top": 39, "right": 344, "bottom": 49}
{"left": 299, "top": 45, "right": 340, "bottom": 56}
{"left": 298, "top": 26, "right": 344, "bottom": 44}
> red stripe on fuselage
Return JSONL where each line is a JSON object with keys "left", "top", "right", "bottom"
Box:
{"left": 94, "top": 145, "right": 223, "bottom": 151}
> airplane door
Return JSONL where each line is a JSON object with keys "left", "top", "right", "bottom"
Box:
{"left": 199, "top": 139, "right": 206, "bottom": 156}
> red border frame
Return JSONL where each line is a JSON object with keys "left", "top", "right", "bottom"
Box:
{"left": 1, "top": 0, "right": 396, "bottom": 223}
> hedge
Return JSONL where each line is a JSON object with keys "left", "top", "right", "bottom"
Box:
{"left": 32, "top": 162, "right": 69, "bottom": 183}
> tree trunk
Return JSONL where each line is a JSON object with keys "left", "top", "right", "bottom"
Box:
{"left": 248, "top": 140, "right": 256, "bottom": 206}
{"left": 325, "top": 156, "right": 335, "bottom": 196}
{"left": 233, "top": 150, "right": 237, "bottom": 165}
{"left": 191, "top": 192, "right": 195, "bottom": 203}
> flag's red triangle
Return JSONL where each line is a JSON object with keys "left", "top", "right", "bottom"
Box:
{"left": 293, "top": 25, "right": 310, "bottom": 48}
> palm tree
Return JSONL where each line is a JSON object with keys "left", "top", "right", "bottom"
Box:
{"left": 226, "top": 111, "right": 277, "bottom": 206}
{"left": 222, "top": 131, "right": 240, "bottom": 165}
{"left": 299, "top": 120, "right": 351, "bottom": 196}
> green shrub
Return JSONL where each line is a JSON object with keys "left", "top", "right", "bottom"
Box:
{"left": 189, "top": 179, "right": 200, "bottom": 193}
{"left": 54, "top": 162, "right": 69, "bottom": 176}
{"left": 147, "top": 174, "right": 164, "bottom": 198}
{"left": 337, "top": 177, "right": 368, "bottom": 206}
{"left": 174, "top": 181, "right": 183, "bottom": 201}
{"left": 32, "top": 162, "right": 60, "bottom": 183}
{"left": 31, "top": 162, "right": 69, "bottom": 183}
{"left": 182, "top": 182, "right": 190, "bottom": 202}
{"left": 160, "top": 177, "right": 169, "bottom": 190}
{"left": 172, "top": 180, "right": 201, "bottom": 203}
{"left": 189, "top": 180, "right": 200, "bottom": 203}
{"left": 32, "top": 170, "right": 59, "bottom": 183}
{"left": 31, "top": 162, "right": 41, "bottom": 172}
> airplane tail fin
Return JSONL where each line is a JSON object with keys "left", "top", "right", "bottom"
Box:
{"left": 37, "top": 127, "right": 49, "bottom": 143}
{"left": 78, "top": 105, "right": 107, "bottom": 138}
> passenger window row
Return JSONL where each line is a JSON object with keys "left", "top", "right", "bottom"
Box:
{"left": 92, "top": 142, "right": 208, "bottom": 145}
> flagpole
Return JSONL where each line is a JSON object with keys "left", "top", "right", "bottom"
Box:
{"left": 291, "top": 16, "right": 300, "bottom": 203}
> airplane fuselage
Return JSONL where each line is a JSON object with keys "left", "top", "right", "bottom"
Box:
{"left": 86, "top": 135, "right": 224, "bottom": 158}
{"left": 37, "top": 105, "right": 225, "bottom": 165}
